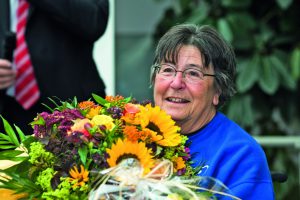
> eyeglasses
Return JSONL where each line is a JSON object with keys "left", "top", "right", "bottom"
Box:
{"left": 153, "top": 63, "right": 215, "bottom": 84}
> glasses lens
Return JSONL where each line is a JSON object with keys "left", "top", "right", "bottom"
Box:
{"left": 159, "top": 64, "right": 176, "bottom": 77}
{"left": 185, "top": 69, "right": 203, "bottom": 82}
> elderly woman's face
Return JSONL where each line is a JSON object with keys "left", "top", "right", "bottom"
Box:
{"left": 153, "top": 45, "right": 219, "bottom": 134}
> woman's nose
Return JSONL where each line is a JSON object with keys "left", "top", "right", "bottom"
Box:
{"left": 170, "top": 72, "right": 186, "bottom": 89}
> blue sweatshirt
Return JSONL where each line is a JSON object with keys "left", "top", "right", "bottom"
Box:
{"left": 188, "top": 112, "right": 274, "bottom": 199}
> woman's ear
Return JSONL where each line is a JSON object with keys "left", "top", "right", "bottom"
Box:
{"left": 213, "top": 91, "right": 220, "bottom": 106}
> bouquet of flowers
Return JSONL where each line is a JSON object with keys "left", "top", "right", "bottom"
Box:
{"left": 0, "top": 94, "right": 238, "bottom": 200}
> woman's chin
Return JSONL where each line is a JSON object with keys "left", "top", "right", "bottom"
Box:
{"left": 168, "top": 111, "right": 186, "bottom": 122}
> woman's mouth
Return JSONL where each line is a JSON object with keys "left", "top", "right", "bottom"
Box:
{"left": 166, "top": 97, "right": 189, "bottom": 103}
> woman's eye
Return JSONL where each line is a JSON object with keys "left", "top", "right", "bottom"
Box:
{"left": 187, "top": 70, "right": 201, "bottom": 77}
{"left": 162, "top": 67, "right": 174, "bottom": 73}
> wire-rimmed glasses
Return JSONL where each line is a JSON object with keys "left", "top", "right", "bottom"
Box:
{"left": 153, "top": 63, "right": 215, "bottom": 84}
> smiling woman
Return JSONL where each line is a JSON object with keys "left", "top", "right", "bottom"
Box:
{"left": 151, "top": 24, "right": 275, "bottom": 200}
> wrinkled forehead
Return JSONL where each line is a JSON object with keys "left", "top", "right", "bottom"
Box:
{"left": 157, "top": 44, "right": 210, "bottom": 69}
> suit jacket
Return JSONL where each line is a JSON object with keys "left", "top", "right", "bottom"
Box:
{"left": 0, "top": 0, "right": 108, "bottom": 134}
{"left": 0, "top": 0, "right": 108, "bottom": 103}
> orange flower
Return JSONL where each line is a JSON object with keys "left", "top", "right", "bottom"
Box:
{"left": 173, "top": 157, "right": 186, "bottom": 171}
{"left": 123, "top": 125, "right": 140, "bottom": 142}
{"left": 105, "top": 95, "right": 124, "bottom": 102}
{"left": 69, "top": 165, "right": 89, "bottom": 188}
{"left": 124, "top": 103, "right": 140, "bottom": 114}
{"left": 123, "top": 125, "right": 150, "bottom": 142}
{"left": 78, "top": 101, "right": 95, "bottom": 110}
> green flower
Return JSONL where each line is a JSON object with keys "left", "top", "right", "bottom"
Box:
{"left": 29, "top": 142, "right": 55, "bottom": 168}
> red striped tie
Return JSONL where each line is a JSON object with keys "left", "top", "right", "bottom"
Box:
{"left": 14, "top": 0, "right": 40, "bottom": 110}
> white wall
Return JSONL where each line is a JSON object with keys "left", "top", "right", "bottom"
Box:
{"left": 93, "top": 0, "right": 115, "bottom": 96}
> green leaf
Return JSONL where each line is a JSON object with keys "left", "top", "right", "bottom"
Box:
{"left": 41, "top": 103, "right": 53, "bottom": 112}
{"left": 217, "top": 18, "right": 233, "bottom": 42}
{"left": 226, "top": 95, "right": 254, "bottom": 127}
{"left": 65, "top": 102, "right": 74, "bottom": 109}
{"left": 271, "top": 54, "right": 296, "bottom": 90}
{"left": 276, "top": 0, "right": 293, "bottom": 10}
{"left": 78, "top": 145, "right": 88, "bottom": 166}
{"left": 0, "top": 116, "right": 20, "bottom": 147}
{"left": 0, "top": 150, "right": 24, "bottom": 159}
{"left": 0, "top": 145, "right": 16, "bottom": 149}
{"left": 226, "top": 12, "right": 256, "bottom": 50}
{"left": 46, "top": 97, "right": 60, "bottom": 111}
{"left": 221, "top": 0, "right": 251, "bottom": 8}
{"left": 14, "top": 125, "right": 27, "bottom": 142}
{"left": 92, "top": 93, "right": 108, "bottom": 106}
{"left": 258, "top": 56, "right": 279, "bottom": 94}
{"left": 290, "top": 47, "right": 300, "bottom": 79}
{"left": 22, "top": 136, "right": 37, "bottom": 150}
{"left": 29, "top": 114, "right": 45, "bottom": 126}
{"left": 236, "top": 56, "right": 259, "bottom": 92}
{"left": 0, "top": 169, "right": 41, "bottom": 197}
{"left": 0, "top": 156, "right": 27, "bottom": 162}
{"left": 0, "top": 132, "right": 11, "bottom": 141}
{"left": 0, "top": 140, "right": 11, "bottom": 144}
{"left": 254, "top": 27, "right": 274, "bottom": 53}
{"left": 186, "top": 1, "right": 209, "bottom": 24}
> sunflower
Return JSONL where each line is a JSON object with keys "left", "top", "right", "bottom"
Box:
{"left": 106, "top": 139, "right": 154, "bottom": 174}
{"left": 138, "top": 104, "right": 182, "bottom": 147}
{"left": 69, "top": 165, "right": 89, "bottom": 188}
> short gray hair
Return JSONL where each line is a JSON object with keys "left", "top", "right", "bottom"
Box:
{"left": 150, "top": 24, "right": 236, "bottom": 108}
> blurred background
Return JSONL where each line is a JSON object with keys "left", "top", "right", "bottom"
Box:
{"left": 94, "top": 0, "right": 300, "bottom": 199}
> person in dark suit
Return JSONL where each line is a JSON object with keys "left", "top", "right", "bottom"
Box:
{"left": 0, "top": 0, "right": 109, "bottom": 134}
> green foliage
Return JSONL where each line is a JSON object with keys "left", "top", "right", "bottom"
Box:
{"left": 0, "top": 170, "right": 42, "bottom": 199}
{"left": 291, "top": 47, "right": 300, "bottom": 79}
{"left": 41, "top": 96, "right": 79, "bottom": 112}
{"left": 153, "top": 0, "right": 300, "bottom": 198}
{"left": 0, "top": 116, "right": 24, "bottom": 149}
{"left": 92, "top": 93, "right": 132, "bottom": 108}
{"left": 28, "top": 142, "right": 55, "bottom": 168}
{"left": 78, "top": 145, "right": 88, "bottom": 166}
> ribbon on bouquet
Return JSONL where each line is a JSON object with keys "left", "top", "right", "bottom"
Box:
{"left": 88, "top": 158, "right": 241, "bottom": 200}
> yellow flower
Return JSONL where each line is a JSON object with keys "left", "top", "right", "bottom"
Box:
{"left": 106, "top": 139, "right": 154, "bottom": 174}
{"left": 91, "top": 115, "right": 115, "bottom": 131}
{"left": 139, "top": 104, "right": 182, "bottom": 147}
{"left": 69, "top": 165, "right": 89, "bottom": 188}
{"left": 173, "top": 157, "right": 186, "bottom": 171}
{"left": 78, "top": 100, "right": 102, "bottom": 119}
{"left": 86, "top": 106, "right": 102, "bottom": 119}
